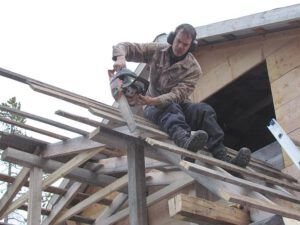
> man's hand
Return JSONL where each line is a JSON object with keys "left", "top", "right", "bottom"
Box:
{"left": 136, "top": 95, "right": 160, "bottom": 106}
{"left": 113, "top": 56, "right": 126, "bottom": 71}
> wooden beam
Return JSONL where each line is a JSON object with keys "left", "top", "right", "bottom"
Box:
{"left": 27, "top": 81, "right": 156, "bottom": 129}
{"left": 42, "top": 136, "right": 105, "bottom": 158}
{"left": 91, "top": 156, "right": 169, "bottom": 175}
{"left": 0, "top": 167, "right": 30, "bottom": 217}
{"left": 18, "top": 204, "right": 95, "bottom": 224}
{"left": 168, "top": 194, "right": 250, "bottom": 225}
{"left": 88, "top": 123, "right": 298, "bottom": 221}
{"left": 0, "top": 116, "right": 69, "bottom": 140}
{"left": 0, "top": 172, "right": 112, "bottom": 206}
{"left": 55, "top": 110, "right": 102, "bottom": 127}
{"left": 89, "top": 107, "right": 168, "bottom": 139}
{"left": 28, "top": 167, "right": 43, "bottom": 225}
{"left": 1, "top": 148, "right": 117, "bottom": 187}
{"left": 0, "top": 131, "right": 48, "bottom": 153}
{"left": 2, "top": 148, "right": 104, "bottom": 217}
{"left": 44, "top": 148, "right": 104, "bottom": 189}
{"left": 116, "top": 95, "right": 138, "bottom": 132}
{"left": 229, "top": 193, "right": 300, "bottom": 221}
{"left": 100, "top": 176, "right": 194, "bottom": 225}
{"left": 94, "top": 193, "right": 128, "bottom": 224}
{"left": 127, "top": 142, "right": 148, "bottom": 225}
{"left": 0, "top": 105, "right": 88, "bottom": 136}
{"left": 53, "top": 174, "right": 129, "bottom": 225}
{"left": 41, "top": 182, "right": 83, "bottom": 225}
{"left": 146, "top": 138, "right": 300, "bottom": 192}
{"left": 179, "top": 160, "right": 300, "bottom": 204}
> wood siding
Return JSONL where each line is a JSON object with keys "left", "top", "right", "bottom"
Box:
{"left": 191, "top": 27, "right": 300, "bottom": 168}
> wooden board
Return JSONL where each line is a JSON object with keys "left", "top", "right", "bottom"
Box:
{"left": 267, "top": 38, "right": 300, "bottom": 83}
{"left": 169, "top": 194, "right": 250, "bottom": 225}
{"left": 271, "top": 66, "right": 300, "bottom": 109}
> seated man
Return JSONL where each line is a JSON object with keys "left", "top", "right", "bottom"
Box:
{"left": 112, "top": 23, "right": 251, "bottom": 167}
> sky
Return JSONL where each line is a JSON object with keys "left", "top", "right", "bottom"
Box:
{"left": 0, "top": 0, "right": 300, "bottom": 142}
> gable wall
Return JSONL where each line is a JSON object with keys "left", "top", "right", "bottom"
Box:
{"left": 192, "top": 27, "right": 300, "bottom": 168}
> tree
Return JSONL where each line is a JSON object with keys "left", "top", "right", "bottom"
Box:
{"left": 0, "top": 97, "right": 27, "bottom": 224}
{"left": 0, "top": 97, "right": 54, "bottom": 224}
{"left": 0, "top": 97, "right": 26, "bottom": 134}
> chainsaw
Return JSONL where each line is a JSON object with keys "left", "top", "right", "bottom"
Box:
{"left": 108, "top": 68, "right": 149, "bottom": 106}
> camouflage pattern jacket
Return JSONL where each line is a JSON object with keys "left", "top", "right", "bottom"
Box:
{"left": 112, "top": 42, "right": 202, "bottom": 105}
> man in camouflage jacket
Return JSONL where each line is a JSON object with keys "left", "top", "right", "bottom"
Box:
{"left": 112, "top": 23, "right": 251, "bottom": 167}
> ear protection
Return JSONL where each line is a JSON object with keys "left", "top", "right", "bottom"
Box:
{"left": 167, "top": 31, "right": 198, "bottom": 52}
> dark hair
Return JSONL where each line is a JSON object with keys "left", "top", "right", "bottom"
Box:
{"left": 167, "top": 23, "right": 198, "bottom": 51}
{"left": 174, "top": 23, "right": 197, "bottom": 40}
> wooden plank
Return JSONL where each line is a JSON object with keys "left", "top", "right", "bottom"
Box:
{"left": 227, "top": 148, "right": 295, "bottom": 182}
{"left": 0, "top": 167, "right": 30, "bottom": 218}
{"left": 0, "top": 173, "right": 112, "bottom": 206}
{"left": 158, "top": 151, "right": 275, "bottom": 222}
{"left": 43, "top": 148, "right": 104, "bottom": 188}
{"left": 179, "top": 160, "right": 300, "bottom": 203}
{"left": 0, "top": 116, "right": 69, "bottom": 141}
{"left": 28, "top": 167, "right": 43, "bottom": 225}
{"left": 276, "top": 94, "right": 300, "bottom": 133}
{"left": 101, "top": 176, "right": 194, "bottom": 225}
{"left": 1, "top": 148, "right": 118, "bottom": 187}
{"left": 271, "top": 66, "right": 300, "bottom": 109}
{"left": 0, "top": 105, "right": 88, "bottom": 136}
{"left": 193, "top": 42, "right": 263, "bottom": 102}
{"left": 41, "top": 182, "right": 83, "bottom": 225}
{"left": 89, "top": 124, "right": 276, "bottom": 222}
{"left": 117, "top": 95, "right": 138, "bottom": 133}
{"left": 91, "top": 156, "right": 168, "bottom": 175}
{"left": 0, "top": 131, "right": 48, "bottom": 154}
{"left": 127, "top": 142, "right": 148, "bottom": 225}
{"left": 18, "top": 204, "right": 95, "bottom": 224}
{"left": 42, "top": 136, "right": 105, "bottom": 158}
{"left": 267, "top": 38, "right": 300, "bottom": 83}
{"left": 194, "top": 4, "right": 300, "bottom": 40}
{"left": 2, "top": 148, "right": 104, "bottom": 217}
{"left": 89, "top": 107, "right": 168, "bottom": 139}
{"left": 28, "top": 82, "right": 157, "bottom": 129}
{"left": 146, "top": 138, "right": 300, "bottom": 192}
{"left": 53, "top": 174, "right": 128, "bottom": 225}
{"left": 94, "top": 193, "right": 128, "bottom": 224}
{"left": 55, "top": 110, "right": 102, "bottom": 127}
{"left": 192, "top": 61, "right": 232, "bottom": 102}
{"left": 168, "top": 194, "right": 250, "bottom": 225}
{"left": 229, "top": 42, "right": 264, "bottom": 79}
{"left": 93, "top": 122, "right": 282, "bottom": 174}
{"left": 229, "top": 193, "right": 300, "bottom": 221}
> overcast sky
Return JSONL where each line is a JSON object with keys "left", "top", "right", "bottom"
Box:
{"left": 0, "top": 0, "right": 299, "bottom": 142}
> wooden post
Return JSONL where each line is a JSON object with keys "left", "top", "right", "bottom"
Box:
{"left": 127, "top": 142, "right": 148, "bottom": 225}
{"left": 28, "top": 166, "right": 43, "bottom": 225}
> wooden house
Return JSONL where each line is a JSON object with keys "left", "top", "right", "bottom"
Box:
{"left": 0, "top": 4, "right": 300, "bottom": 225}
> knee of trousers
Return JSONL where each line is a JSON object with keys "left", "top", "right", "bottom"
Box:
{"left": 188, "top": 102, "right": 216, "bottom": 116}
{"left": 144, "top": 106, "right": 162, "bottom": 123}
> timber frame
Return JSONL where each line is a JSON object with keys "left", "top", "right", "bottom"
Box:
{"left": 0, "top": 4, "right": 300, "bottom": 225}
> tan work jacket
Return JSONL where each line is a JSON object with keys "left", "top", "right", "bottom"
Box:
{"left": 112, "top": 42, "right": 202, "bottom": 105}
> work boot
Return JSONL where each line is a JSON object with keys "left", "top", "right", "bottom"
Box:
{"left": 212, "top": 145, "right": 251, "bottom": 168}
{"left": 173, "top": 130, "right": 208, "bottom": 152}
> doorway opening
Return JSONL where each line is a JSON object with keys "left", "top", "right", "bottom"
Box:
{"left": 204, "top": 62, "right": 276, "bottom": 152}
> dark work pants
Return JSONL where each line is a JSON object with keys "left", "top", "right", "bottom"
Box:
{"left": 144, "top": 102, "right": 224, "bottom": 151}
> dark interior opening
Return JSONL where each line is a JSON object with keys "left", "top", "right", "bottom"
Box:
{"left": 203, "top": 61, "right": 276, "bottom": 152}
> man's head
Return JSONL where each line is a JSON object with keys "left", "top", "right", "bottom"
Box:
{"left": 167, "top": 23, "right": 197, "bottom": 57}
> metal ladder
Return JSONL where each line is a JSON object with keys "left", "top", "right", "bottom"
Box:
{"left": 267, "top": 118, "right": 300, "bottom": 170}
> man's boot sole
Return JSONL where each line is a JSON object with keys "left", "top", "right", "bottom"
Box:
{"left": 186, "top": 130, "right": 208, "bottom": 152}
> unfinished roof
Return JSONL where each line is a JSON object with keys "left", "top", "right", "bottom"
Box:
{"left": 1, "top": 4, "right": 300, "bottom": 225}
{"left": 196, "top": 4, "right": 300, "bottom": 45}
